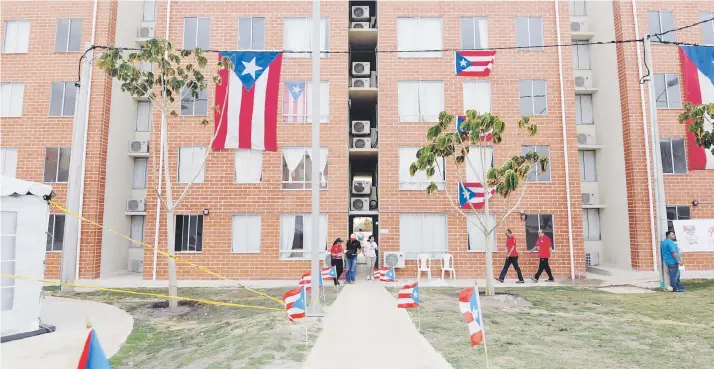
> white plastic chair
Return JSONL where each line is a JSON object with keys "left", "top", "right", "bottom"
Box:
{"left": 441, "top": 254, "right": 456, "bottom": 280}
{"left": 417, "top": 254, "right": 432, "bottom": 282}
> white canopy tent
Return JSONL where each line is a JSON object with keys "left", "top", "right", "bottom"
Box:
{"left": 1, "top": 176, "right": 53, "bottom": 340}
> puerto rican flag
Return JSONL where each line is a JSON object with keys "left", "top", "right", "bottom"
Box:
{"left": 679, "top": 46, "right": 714, "bottom": 170}
{"left": 283, "top": 81, "right": 316, "bottom": 123}
{"left": 380, "top": 266, "right": 396, "bottom": 282}
{"left": 455, "top": 50, "right": 496, "bottom": 77}
{"left": 374, "top": 266, "right": 391, "bottom": 280}
{"left": 213, "top": 51, "right": 283, "bottom": 151}
{"left": 456, "top": 115, "right": 493, "bottom": 141}
{"left": 458, "top": 286, "right": 485, "bottom": 346}
{"left": 283, "top": 286, "right": 306, "bottom": 322}
{"left": 298, "top": 270, "right": 323, "bottom": 291}
{"left": 397, "top": 282, "right": 420, "bottom": 309}
{"left": 77, "top": 329, "right": 111, "bottom": 369}
{"left": 321, "top": 266, "right": 337, "bottom": 281}
{"left": 458, "top": 182, "right": 495, "bottom": 210}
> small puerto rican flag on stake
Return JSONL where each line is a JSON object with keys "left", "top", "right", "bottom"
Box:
{"left": 374, "top": 266, "right": 391, "bottom": 280}
{"left": 458, "top": 286, "right": 485, "bottom": 346}
{"left": 298, "top": 270, "right": 323, "bottom": 291}
{"left": 380, "top": 267, "right": 396, "bottom": 282}
{"left": 283, "top": 286, "right": 306, "bottom": 322}
{"left": 77, "top": 328, "right": 111, "bottom": 369}
{"left": 455, "top": 50, "right": 497, "bottom": 77}
{"left": 321, "top": 266, "right": 337, "bottom": 281}
{"left": 397, "top": 282, "right": 420, "bottom": 309}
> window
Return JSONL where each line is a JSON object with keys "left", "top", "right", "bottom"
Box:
{"left": 515, "top": 17, "right": 543, "bottom": 50}
{"left": 183, "top": 17, "right": 210, "bottom": 50}
{"left": 398, "top": 81, "right": 444, "bottom": 122}
{"left": 235, "top": 149, "right": 263, "bottom": 183}
{"left": 400, "top": 214, "right": 448, "bottom": 260}
{"left": 461, "top": 17, "right": 488, "bottom": 50}
{"left": 654, "top": 74, "right": 681, "bottom": 108}
{"left": 175, "top": 215, "right": 203, "bottom": 252}
{"left": 178, "top": 146, "right": 206, "bottom": 183}
{"left": 572, "top": 41, "right": 591, "bottom": 70}
{"left": 579, "top": 150, "right": 597, "bottom": 182}
{"left": 570, "top": 0, "right": 587, "bottom": 16}
{"left": 398, "top": 147, "right": 445, "bottom": 190}
{"left": 0, "top": 148, "right": 18, "bottom": 178}
{"left": 3, "top": 20, "right": 30, "bottom": 53}
{"left": 466, "top": 146, "right": 494, "bottom": 183}
{"left": 129, "top": 215, "right": 145, "bottom": 248}
{"left": 648, "top": 11, "right": 675, "bottom": 43}
{"left": 283, "top": 17, "right": 329, "bottom": 58}
{"left": 397, "top": 17, "right": 443, "bottom": 57}
{"left": 46, "top": 214, "right": 65, "bottom": 251}
{"left": 582, "top": 208, "right": 601, "bottom": 241}
{"left": 142, "top": 0, "right": 156, "bottom": 22}
{"left": 132, "top": 158, "right": 148, "bottom": 189}
{"left": 281, "top": 147, "right": 328, "bottom": 190}
{"left": 522, "top": 146, "right": 551, "bottom": 182}
{"left": 703, "top": 12, "right": 714, "bottom": 44}
{"left": 575, "top": 95, "right": 594, "bottom": 124}
{"left": 666, "top": 206, "right": 690, "bottom": 232}
{"left": 1, "top": 211, "right": 17, "bottom": 311}
{"left": 232, "top": 215, "right": 261, "bottom": 253}
{"left": 43, "top": 147, "right": 71, "bottom": 183}
{"left": 54, "top": 18, "right": 82, "bottom": 52}
{"left": 467, "top": 214, "right": 497, "bottom": 252}
{"left": 282, "top": 81, "right": 329, "bottom": 123}
{"left": 463, "top": 81, "right": 491, "bottom": 114}
{"left": 660, "top": 138, "right": 687, "bottom": 174}
{"left": 279, "top": 214, "right": 327, "bottom": 259}
{"left": 238, "top": 17, "right": 265, "bottom": 50}
{"left": 136, "top": 101, "right": 151, "bottom": 132}
{"left": 180, "top": 88, "right": 208, "bottom": 116}
{"left": 0, "top": 82, "right": 23, "bottom": 117}
{"left": 519, "top": 80, "right": 548, "bottom": 115}
{"left": 525, "top": 213, "right": 554, "bottom": 251}
{"left": 49, "top": 82, "right": 78, "bottom": 116}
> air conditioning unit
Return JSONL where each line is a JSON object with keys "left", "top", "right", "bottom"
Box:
{"left": 574, "top": 70, "right": 594, "bottom": 90}
{"left": 351, "top": 6, "right": 370, "bottom": 21}
{"left": 352, "top": 173, "right": 372, "bottom": 195}
{"left": 126, "top": 198, "right": 146, "bottom": 212}
{"left": 369, "top": 187, "right": 378, "bottom": 210}
{"left": 128, "top": 140, "right": 149, "bottom": 154}
{"left": 581, "top": 192, "right": 595, "bottom": 205}
{"left": 137, "top": 22, "right": 156, "bottom": 39}
{"left": 351, "top": 62, "right": 371, "bottom": 77}
{"left": 570, "top": 18, "right": 589, "bottom": 33}
{"left": 384, "top": 252, "right": 406, "bottom": 269}
{"left": 577, "top": 133, "right": 595, "bottom": 145}
{"left": 129, "top": 259, "right": 143, "bottom": 273}
{"left": 351, "top": 197, "right": 370, "bottom": 211}
{"left": 352, "top": 120, "right": 371, "bottom": 135}
{"left": 351, "top": 78, "right": 371, "bottom": 88}
{"left": 351, "top": 22, "right": 370, "bottom": 29}
{"left": 586, "top": 252, "right": 600, "bottom": 267}
{"left": 353, "top": 137, "right": 372, "bottom": 149}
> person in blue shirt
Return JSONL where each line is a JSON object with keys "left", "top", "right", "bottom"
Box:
{"left": 660, "top": 231, "right": 685, "bottom": 292}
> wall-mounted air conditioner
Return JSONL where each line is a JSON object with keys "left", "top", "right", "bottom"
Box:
{"left": 352, "top": 173, "right": 372, "bottom": 195}
{"left": 351, "top": 120, "right": 371, "bottom": 135}
{"left": 384, "top": 252, "right": 406, "bottom": 269}
{"left": 351, "top": 22, "right": 370, "bottom": 29}
{"left": 351, "top": 6, "right": 370, "bottom": 21}
{"left": 353, "top": 137, "right": 372, "bottom": 149}
{"left": 581, "top": 192, "right": 595, "bottom": 205}
{"left": 128, "top": 140, "right": 149, "bottom": 154}
{"left": 126, "top": 198, "right": 146, "bottom": 212}
{"left": 574, "top": 70, "right": 594, "bottom": 90}
{"left": 369, "top": 186, "right": 378, "bottom": 210}
{"left": 351, "top": 62, "right": 371, "bottom": 77}
{"left": 577, "top": 133, "right": 595, "bottom": 145}
{"left": 351, "top": 197, "right": 370, "bottom": 211}
{"left": 137, "top": 22, "right": 156, "bottom": 39}
{"left": 570, "top": 19, "right": 589, "bottom": 33}
{"left": 351, "top": 78, "right": 371, "bottom": 88}
{"left": 586, "top": 252, "right": 600, "bottom": 266}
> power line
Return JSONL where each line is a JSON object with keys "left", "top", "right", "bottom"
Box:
{"left": 652, "top": 15, "right": 714, "bottom": 39}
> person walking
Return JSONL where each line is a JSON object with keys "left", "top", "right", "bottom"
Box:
{"left": 345, "top": 234, "right": 362, "bottom": 284}
{"left": 364, "top": 235, "right": 379, "bottom": 280}
{"left": 530, "top": 230, "right": 555, "bottom": 283}
{"left": 661, "top": 231, "right": 685, "bottom": 292}
{"left": 330, "top": 238, "right": 345, "bottom": 286}
{"left": 496, "top": 229, "right": 524, "bottom": 283}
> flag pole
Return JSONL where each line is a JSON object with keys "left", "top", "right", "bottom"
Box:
{"left": 417, "top": 305, "right": 421, "bottom": 332}
{"left": 475, "top": 284, "right": 490, "bottom": 369}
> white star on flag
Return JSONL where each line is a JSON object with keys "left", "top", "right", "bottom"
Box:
{"left": 291, "top": 85, "right": 302, "bottom": 94}
{"left": 460, "top": 59, "right": 468, "bottom": 67}
{"left": 241, "top": 57, "right": 263, "bottom": 79}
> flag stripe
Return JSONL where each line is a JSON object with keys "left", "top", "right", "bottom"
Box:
{"left": 251, "top": 65, "right": 269, "bottom": 150}
{"left": 238, "top": 86, "right": 255, "bottom": 149}
{"left": 680, "top": 47, "right": 711, "bottom": 170}
{"left": 226, "top": 71, "right": 242, "bottom": 149}
{"left": 263, "top": 54, "right": 282, "bottom": 151}
{"left": 213, "top": 62, "right": 230, "bottom": 150}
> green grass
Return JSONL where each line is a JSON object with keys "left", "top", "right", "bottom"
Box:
{"left": 409, "top": 280, "right": 714, "bottom": 369}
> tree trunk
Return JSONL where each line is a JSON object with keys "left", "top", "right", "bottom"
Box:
{"left": 161, "top": 111, "right": 178, "bottom": 309}
{"left": 483, "top": 195, "right": 495, "bottom": 296}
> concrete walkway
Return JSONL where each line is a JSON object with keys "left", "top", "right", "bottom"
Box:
{"left": 1, "top": 296, "right": 133, "bottom": 369}
{"left": 302, "top": 282, "right": 452, "bottom": 369}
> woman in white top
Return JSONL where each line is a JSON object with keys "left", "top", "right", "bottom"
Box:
{"left": 364, "top": 235, "right": 379, "bottom": 280}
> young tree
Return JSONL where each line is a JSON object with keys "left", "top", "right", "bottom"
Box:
{"left": 679, "top": 102, "right": 714, "bottom": 155}
{"left": 410, "top": 110, "right": 548, "bottom": 296}
{"left": 97, "top": 39, "right": 232, "bottom": 308}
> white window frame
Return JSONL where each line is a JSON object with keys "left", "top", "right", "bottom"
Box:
{"left": 572, "top": 40, "right": 591, "bottom": 70}
{"left": 235, "top": 149, "right": 263, "bottom": 184}
{"left": 465, "top": 145, "right": 494, "bottom": 183}
{"left": 522, "top": 145, "right": 552, "bottom": 182}
{"left": 279, "top": 214, "right": 328, "bottom": 260}
{"left": 515, "top": 17, "right": 544, "bottom": 50}
{"left": 467, "top": 214, "right": 497, "bottom": 252}
{"left": 702, "top": 12, "right": 714, "bottom": 44}
{"left": 582, "top": 208, "right": 601, "bottom": 241}
{"left": 399, "top": 214, "right": 448, "bottom": 260}
{"left": 177, "top": 146, "right": 207, "bottom": 183}
{"left": 54, "top": 18, "right": 82, "bottom": 52}
{"left": 238, "top": 17, "right": 265, "bottom": 50}
{"left": 49, "top": 82, "right": 78, "bottom": 117}
{"left": 397, "top": 80, "right": 445, "bottom": 122}
{"left": 43, "top": 147, "right": 71, "bottom": 183}
{"left": 46, "top": 214, "right": 65, "bottom": 252}
{"left": 397, "top": 17, "right": 443, "bottom": 58}
{"left": 460, "top": 17, "right": 488, "bottom": 50}
{"left": 575, "top": 95, "right": 594, "bottom": 125}
{"left": 129, "top": 215, "right": 145, "bottom": 248}
{"left": 0, "top": 148, "right": 18, "bottom": 178}
{"left": 175, "top": 214, "right": 204, "bottom": 252}
{"left": 132, "top": 157, "right": 148, "bottom": 189}
{"left": 142, "top": 0, "right": 156, "bottom": 22}
{"left": 281, "top": 81, "right": 330, "bottom": 123}
{"left": 180, "top": 88, "right": 208, "bottom": 116}
{"left": 659, "top": 138, "right": 687, "bottom": 175}
{"left": 183, "top": 17, "right": 210, "bottom": 50}
{"left": 569, "top": 0, "right": 587, "bottom": 16}
{"left": 648, "top": 11, "right": 675, "bottom": 43}
{"left": 2, "top": 20, "right": 30, "bottom": 53}
{"left": 654, "top": 73, "right": 682, "bottom": 109}
{"left": 136, "top": 101, "right": 151, "bottom": 132}
{"left": 283, "top": 17, "right": 329, "bottom": 58}
{"left": 281, "top": 147, "right": 328, "bottom": 190}
{"left": 0, "top": 82, "right": 24, "bottom": 117}
{"left": 519, "top": 80, "right": 548, "bottom": 116}
{"left": 232, "top": 214, "right": 261, "bottom": 253}
{"left": 1, "top": 211, "right": 17, "bottom": 311}
{"left": 579, "top": 150, "right": 597, "bottom": 182}
{"left": 462, "top": 80, "right": 491, "bottom": 114}
{"left": 398, "top": 147, "right": 445, "bottom": 191}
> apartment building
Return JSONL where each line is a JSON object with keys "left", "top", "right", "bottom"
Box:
{"left": 1, "top": 0, "right": 712, "bottom": 282}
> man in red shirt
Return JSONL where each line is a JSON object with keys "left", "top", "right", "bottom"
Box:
{"left": 530, "top": 230, "right": 555, "bottom": 282}
{"left": 496, "top": 229, "right": 524, "bottom": 283}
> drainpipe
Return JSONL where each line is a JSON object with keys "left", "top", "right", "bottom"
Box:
{"left": 554, "top": 0, "right": 576, "bottom": 280}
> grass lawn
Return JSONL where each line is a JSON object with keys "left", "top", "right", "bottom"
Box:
{"left": 52, "top": 286, "right": 340, "bottom": 369}
{"left": 407, "top": 280, "right": 714, "bottom": 369}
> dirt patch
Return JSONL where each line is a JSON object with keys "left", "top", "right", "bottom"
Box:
{"left": 478, "top": 293, "right": 532, "bottom": 310}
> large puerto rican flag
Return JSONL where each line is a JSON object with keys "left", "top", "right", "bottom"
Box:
{"left": 679, "top": 46, "right": 714, "bottom": 170}
{"left": 213, "top": 51, "right": 283, "bottom": 151}
{"left": 455, "top": 50, "right": 497, "bottom": 77}
{"left": 458, "top": 182, "right": 494, "bottom": 210}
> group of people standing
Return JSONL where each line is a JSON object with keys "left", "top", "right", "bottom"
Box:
{"left": 329, "top": 234, "right": 379, "bottom": 285}
{"left": 496, "top": 229, "right": 555, "bottom": 283}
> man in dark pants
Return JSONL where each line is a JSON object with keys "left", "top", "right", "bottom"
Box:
{"left": 496, "top": 229, "right": 524, "bottom": 283}
{"left": 661, "top": 231, "right": 685, "bottom": 292}
{"left": 530, "top": 230, "right": 555, "bottom": 282}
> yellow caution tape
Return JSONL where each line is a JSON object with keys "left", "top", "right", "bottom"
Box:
{"left": 49, "top": 200, "right": 285, "bottom": 306}
{"left": 1, "top": 273, "right": 284, "bottom": 312}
